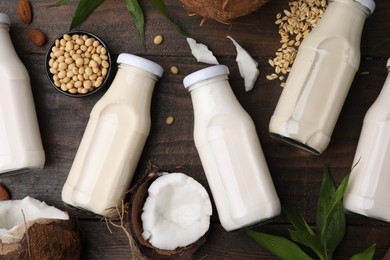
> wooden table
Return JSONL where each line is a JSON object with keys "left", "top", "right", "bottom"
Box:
{"left": 1, "top": 0, "right": 389, "bottom": 259}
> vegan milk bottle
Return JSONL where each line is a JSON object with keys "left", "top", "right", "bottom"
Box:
{"left": 0, "top": 13, "right": 45, "bottom": 174}
{"left": 269, "top": 0, "right": 375, "bottom": 154}
{"left": 344, "top": 59, "right": 390, "bottom": 222}
{"left": 62, "top": 54, "right": 163, "bottom": 216}
{"left": 184, "top": 65, "right": 281, "bottom": 231}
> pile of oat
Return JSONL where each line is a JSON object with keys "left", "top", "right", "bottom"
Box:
{"left": 266, "top": 0, "right": 327, "bottom": 87}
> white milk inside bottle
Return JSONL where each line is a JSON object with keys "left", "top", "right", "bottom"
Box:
{"left": 62, "top": 53, "right": 163, "bottom": 216}
{"left": 184, "top": 65, "right": 281, "bottom": 231}
{"left": 344, "top": 59, "right": 390, "bottom": 222}
{"left": 269, "top": 0, "right": 375, "bottom": 154}
{"left": 0, "top": 13, "right": 45, "bottom": 175}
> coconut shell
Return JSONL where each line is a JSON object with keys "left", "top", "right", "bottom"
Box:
{"left": 127, "top": 171, "right": 208, "bottom": 260}
{"left": 0, "top": 220, "right": 81, "bottom": 260}
{"left": 180, "top": 0, "right": 271, "bottom": 24}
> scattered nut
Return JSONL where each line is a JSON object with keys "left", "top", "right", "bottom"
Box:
{"left": 17, "top": 0, "right": 32, "bottom": 24}
{"left": 266, "top": 0, "right": 327, "bottom": 87}
{"left": 48, "top": 33, "right": 110, "bottom": 95}
{"left": 0, "top": 183, "right": 11, "bottom": 201}
{"left": 153, "top": 35, "right": 164, "bottom": 45}
{"left": 26, "top": 28, "right": 47, "bottom": 47}
{"left": 165, "top": 116, "right": 174, "bottom": 125}
{"left": 170, "top": 66, "right": 179, "bottom": 75}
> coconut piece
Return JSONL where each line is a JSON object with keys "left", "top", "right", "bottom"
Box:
{"left": 227, "top": 36, "right": 259, "bottom": 92}
{"left": 141, "top": 172, "right": 212, "bottom": 250}
{"left": 0, "top": 197, "right": 81, "bottom": 259}
{"left": 0, "top": 196, "right": 68, "bottom": 243}
{"left": 128, "top": 170, "right": 210, "bottom": 259}
{"left": 186, "top": 38, "right": 219, "bottom": 65}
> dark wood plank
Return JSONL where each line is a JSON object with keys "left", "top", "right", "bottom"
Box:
{"left": 0, "top": 0, "right": 389, "bottom": 259}
{"left": 77, "top": 221, "right": 390, "bottom": 259}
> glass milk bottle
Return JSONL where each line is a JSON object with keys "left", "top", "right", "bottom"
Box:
{"left": 344, "top": 59, "right": 390, "bottom": 222}
{"left": 269, "top": 0, "right": 375, "bottom": 154}
{"left": 62, "top": 53, "right": 163, "bottom": 216}
{"left": 0, "top": 13, "right": 45, "bottom": 175}
{"left": 184, "top": 65, "right": 281, "bottom": 231}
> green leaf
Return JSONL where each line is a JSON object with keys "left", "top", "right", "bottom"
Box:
{"left": 124, "top": 0, "right": 145, "bottom": 44}
{"left": 47, "top": 0, "right": 69, "bottom": 7}
{"left": 246, "top": 230, "right": 313, "bottom": 260}
{"left": 350, "top": 244, "right": 376, "bottom": 260}
{"left": 70, "top": 0, "right": 105, "bottom": 30}
{"left": 283, "top": 207, "right": 316, "bottom": 237}
{"left": 149, "top": 0, "right": 188, "bottom": 36}
{"left": 317, "top": 167, "right": 349, "bottom": 258}
{"left": 316, "top": 166, "right": 337, "bottom": 238}
{"left": 288, "top": 229, "right": 324, "bottom": 259}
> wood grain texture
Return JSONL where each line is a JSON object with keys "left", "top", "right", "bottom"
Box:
{"left": 0, "top": 0, "right": 389, "bottom": 259}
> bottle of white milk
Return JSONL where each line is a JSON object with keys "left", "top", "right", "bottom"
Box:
{"left": 62, "top": 53, "right": 163, "bottom": 216}
{"left": 269, "top": 0, "right": 375, "bottom": 155}
{"left": 344, "top": 59, "right": 390, "bottom": 223}
{"left": 183, "top": 65, "right": 281, "bottom": 231}
{"left": 0, "top": 13, "right": 45, "bottom": 175}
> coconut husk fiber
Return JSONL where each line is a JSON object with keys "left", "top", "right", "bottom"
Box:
{"left": 180, "top": 0, "right": 271, "bottom": 25}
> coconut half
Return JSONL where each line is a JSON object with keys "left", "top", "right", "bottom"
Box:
{"left": 128, "top": 171, "right": 212, "bottom": 259}
{"left": 0, "top": 196, "right": 81, "bottom": 259}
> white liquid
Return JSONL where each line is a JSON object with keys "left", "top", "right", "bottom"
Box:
{"left": 269, "top": 0, "right": 371, "bottom": 154}
{"left": 187, "top": 69, "right": 280, "bottom": 231}
{"left": 344, "top": 69, "right": 390, "bottom": 222}
{"left": 0, "top": 16, "right": 45, "bottom": 174}
{"left": 62, "top": 59, "right": 161, "bottom": 217}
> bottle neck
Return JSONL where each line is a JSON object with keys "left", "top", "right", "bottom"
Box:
{"left": 376, "top": 70, "right": 390, "bottom": 101}
{"left": 0, "top": 23, "right": 9, "bottom": 30}
{"left": 188, "top": 75, "right": 241, "bottom": 115}
{"left": 105, "top": 64, "right": 158, "bottom": 104}
{"left": 329, "top": 0, "right": 371, "bottom": 16}
{"left": 318, "top": 0, "right": 370, "bottom": 37}
{"left": 0, "top": 23, "right": 20, "bottom": 66}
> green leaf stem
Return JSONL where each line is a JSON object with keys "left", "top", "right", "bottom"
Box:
{"left": 316, "top": 167, "right": 347, "bottom": 258}
{"left": 283, "top": 207, "right": 316, "bottom": 237}
{"left": 70, "top": 0, "right": 105, "bottom": 30}
{"left": 124, "top": 0, "right": 145, "bottom": 44}
{"left": 149, "top": 0, "right": 188, "bottom": 36}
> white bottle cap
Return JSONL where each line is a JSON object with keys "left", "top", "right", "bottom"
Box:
{"left": 386, "top": 58, "right": 390, "bottom": 68}
{"left": 0, "top": 13, "right": 11, "bottom": 26}
{"left": 183, "top": 65, "right": 230, "bottom": 89}
{"left": 355, "top": 0, "right": 375, "bottom": 14}
{"left": 117, "top": 53, "right": 163, "bottom": 78}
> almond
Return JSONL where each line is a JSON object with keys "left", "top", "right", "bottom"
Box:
{"left": 0, "top": 183, "right": 10, "bottom": 201}
{"left": 27, "top": 28, "right": 47, "bottom": 47}
{"left": 17, "top": 0, "right": 32, "bottom": 24}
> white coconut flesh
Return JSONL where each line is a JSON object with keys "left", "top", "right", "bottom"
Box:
{"left": 0, "top": 196, "right": 69, "bottom": 244}
{"left": 186, "top": 37, "right": 219, "bottom": 65}
{"left": 227, "top": 35, "right": 260, "bottom": 92}
{"left": 141, "top": 172, "right": 212, "bottom": 251}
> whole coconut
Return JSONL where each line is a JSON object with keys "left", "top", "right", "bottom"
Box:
{"left": 179, "top": 0, "right": 271, "bottom": 24}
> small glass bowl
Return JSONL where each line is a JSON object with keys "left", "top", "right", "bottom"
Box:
{"left": 45, "top": 30, "right": 112, "bottom": 97}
